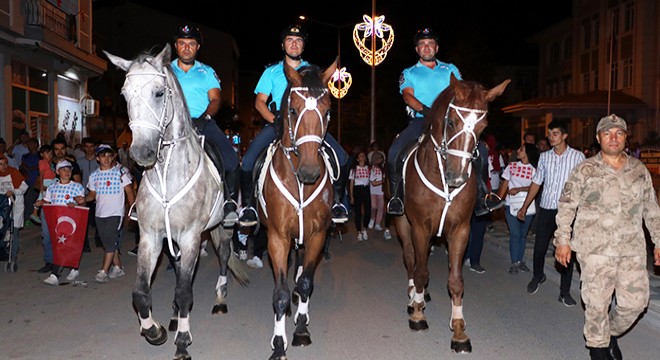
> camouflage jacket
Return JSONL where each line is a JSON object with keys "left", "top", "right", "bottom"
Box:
{"left": 554, "top": 153, "right": 660, "bottom": 256}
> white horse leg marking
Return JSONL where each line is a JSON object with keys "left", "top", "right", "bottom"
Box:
{"left": 140, "top": 310, "right": 157, "bottom": 330}
{"left": 271, "top": 314, "right": 288, "bottom": 350}
{"left": 295, "top": 265, "right": 303, "bottom": 283}
{"left": 408, "top": 278, "right": 415, "bottom": 299}
{"left": 294, "top": 298, "right": 310, "bottom": 325}
{"left": 409, "top": 291, "right": 425, "bottom": 307}
{"left": 178, "top": 316, "right": 190, "bottom": 333}
{"left": 449, "top": 304, "right": 466, "bottom": 330}
{"left": 216, "top": 275, "right": 227, "bottom": 292}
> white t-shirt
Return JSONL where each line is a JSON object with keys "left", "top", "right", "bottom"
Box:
{"left": 349, "top": 165, "right": 370, "bottom": 187}
{"left": 488, "top": 153, "right": 505, "bottom": 191}
{"left": 501, "top": 161, "right": 536, "bottom": 205}
{"left": 369, "top": 166, "right": 384, "bottom": 195}
{"left": 87, "top": 165, "right": 132, "bottom": 218}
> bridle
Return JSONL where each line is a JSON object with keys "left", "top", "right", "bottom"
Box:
{"left": 409, "top": 98, "right": 487, "bottom": 236}
{"left": 267, "top": 85, "right": 333, "bottom": 246}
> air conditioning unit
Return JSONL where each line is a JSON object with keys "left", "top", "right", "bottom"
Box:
{"left": 83, "top": 99, "right": 100, "bottom": 117}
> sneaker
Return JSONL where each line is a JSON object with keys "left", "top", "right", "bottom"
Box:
{"left": 558, "top": 293, "right": 577, "bottom": 307}
{"left": 387, "top": 197, "right": 404, "bottom": 215}
{"left": 108, "top": 266, "right": 126, "bottom": 279}
{"left": 331, "top": 203, "right": 349, "bottom": 223}
{"left": 469, "top": 264, "right": 486, "bottom": 274}
{"left": 383, "top": 229, "right": 392, "bottom": 240}
{"left": 30, "top": 214, "right": 41, "bottom": 224}
{"left": 526, "top": 274, "right": 547, "bottom": 294}
{"left": 374, "top": 224, "right": 382, "bottom": 231}
{"left": 517, "top": 261, "right": 530, "bottom": 272}
{"left": 239, "top": 250, "right": 248, "bottom": 261}
{"left": 200, "top": 248, "right": 209, "bottom": 257}
{"left": 247, "top": 256, "right": 263, "bottom": 269}
{"left": 66, "top": 269, "right": 80, "bottom": 281}
{"left": 128, "top": 246, "right": 138, "bottom": 256}
{"left": 238, "top": 207, "right": 258, "bottom": 227}
{"left": 43, "top": 274, "right": 59, "bottom": 286}
{"left": 95, "top": 270, "right": 109, "bottom": 283}
{"left": 362, "top": 229, "right": 368, "bottom": 241}
{"left": 356, "top": 231, "right": 363, "bottom": 242}
{"left": 368, "top": 219, "right": 375, "bottom": 229}
{"left": 508, "top": 263, "right": 519, "bottom": 274}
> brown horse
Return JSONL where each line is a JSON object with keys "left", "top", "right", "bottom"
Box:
{"left": 394, "top": 75, "right": 510, "bottom": 353}
{"left": 259, "top": 61, "right": 337, "bottom": 360}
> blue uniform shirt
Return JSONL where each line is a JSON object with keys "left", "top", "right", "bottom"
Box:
{"left": 398, "top": 60, "right": 462, "bottom": 118}
{"left": 254, "top": 60, "right": 310, "bottom": 111}
{"left": 170, "top": 59, "right": 221, "bottom": 118}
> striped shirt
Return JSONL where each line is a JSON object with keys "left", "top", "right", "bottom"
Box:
{"left": 532, "top": 146, "right": 585, "bottom": 210}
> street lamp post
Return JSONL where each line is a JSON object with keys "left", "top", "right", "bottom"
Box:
{"left": 299, "top": 16, "right": 353, "bottom": 144}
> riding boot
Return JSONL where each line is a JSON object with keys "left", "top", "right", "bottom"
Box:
{"left": 386, "top": 161, "right": 404, "bottom": 216}
{"left": 331, "top": 162, "right": 349, "bottom": 223}
{"left": 222, "top": 168, "right": 239, "bottom": 226}
{"left": 473, "top": 145, "right": 504, "bottom": 217}
{"left": 238, "top": 170, "right": 258, "bottom": 227}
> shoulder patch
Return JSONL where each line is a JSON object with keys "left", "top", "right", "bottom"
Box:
{"left": 399, "top": 72, "right": 406, "bottom": 87}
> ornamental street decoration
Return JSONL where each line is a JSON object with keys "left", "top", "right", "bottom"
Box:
{"left": 328, "top": 67, "right": 352, "bottom": 99}
{"left": 353, "top": 14, "right": 394, "bottom": 66}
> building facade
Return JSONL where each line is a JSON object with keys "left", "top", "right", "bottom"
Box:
{"left": 1, "top": 0, "right": 106, "bottom": 146}
{"left": 504, "top": 0, "right": 659, "bottom": 150}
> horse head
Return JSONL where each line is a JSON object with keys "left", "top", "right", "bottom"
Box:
{"left": 281, "top": 60, "right": 337, "bottom": 184}
{"left": 104, "top": 45, "right": 182, "bottom": 167}
{"left": 429, "top": 75, "right": 510, "bottom": 188}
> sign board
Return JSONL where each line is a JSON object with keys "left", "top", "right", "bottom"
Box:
{"left": 639, "top": 147, "right": 660, "bottom": 174}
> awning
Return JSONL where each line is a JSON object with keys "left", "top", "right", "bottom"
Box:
{"left": 502, "top": 90, "right": 647, "bottom": 117}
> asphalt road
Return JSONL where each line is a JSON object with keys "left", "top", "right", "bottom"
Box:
{"left": 1, "top": 219, "right": 659, "bottom": 360}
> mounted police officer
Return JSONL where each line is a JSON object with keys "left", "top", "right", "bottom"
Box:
{"left": 238, "top": 25, "right": 349, "bottom": 227}
{"left": 387, "top": 28, "right": 502, "bottom": 216}
{"left": 171, "top": 25, "right": 240, "bottom": 226}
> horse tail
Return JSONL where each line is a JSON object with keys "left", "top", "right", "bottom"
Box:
{"left": 228, "top": 242, "right": 250, "bottom": 286}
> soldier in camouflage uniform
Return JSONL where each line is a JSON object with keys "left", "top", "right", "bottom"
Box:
{"left": 554, "top": 114, "right": 660, "bottom": 360}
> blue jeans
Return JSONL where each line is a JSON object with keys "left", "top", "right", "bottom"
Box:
{"left": 199, "top": 119, "right": 239, "bottom": 171}
{"left": 504, "top": 206, "right": 533, "bottom": 263}
{"left": 241, "top": 124, "right": 347, "bottom": 172}
{"left": 41, "top": 210, "right": 52, "bottom": 263}
{"left": 387, "top": 117, "right": 424, "bottom": 167}
{"left": 466, "top": 213, "right": 489, "bottom": 266}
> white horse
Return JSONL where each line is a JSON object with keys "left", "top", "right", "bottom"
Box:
{"left": 104, "top": 44, "right": 247, "bottom": 360}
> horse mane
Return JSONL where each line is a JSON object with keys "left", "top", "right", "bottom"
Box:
{"left": 423, "top": 79, "right": 486, "bottom": 134}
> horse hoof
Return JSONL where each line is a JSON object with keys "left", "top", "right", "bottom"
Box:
{"left": 408, "top": 319, "right": 429, "bottom": 332}
{"left": 141, "top": 324, "right": 168, "bottom": 346}
{"left": 291, "top": 333, "right": 312, "bottom": 347}
{"left": 168, "top": 318, "right": 178, "bottom": 332}
{"left": 212, "top": 303, "right": 228, "bottom": 315}
{"left": 451, "top": 339, "right": 472, "bottom": 353}
{"left": 269, "top": 353, "right": 287, "bottom": 360}
{"left": 173, "top": 349, "right": 192, "bottom": 360}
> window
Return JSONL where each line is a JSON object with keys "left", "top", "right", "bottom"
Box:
{"left": 11, "top": 60, "right": 50, "bottom": 141}
{"left": 610, "top": 61, "right": 618, "bottom": 89}
{"left": 581, "top": 20, "right": 591, "bottom": 50}
{"left": 582, "top": 72, "right": 591, "bottom": 92}
{"left": 622, "top": 58, "right": 633, "bottom": 88}
{"left": 623, "top": 0, "right": 634, "bottom": 32}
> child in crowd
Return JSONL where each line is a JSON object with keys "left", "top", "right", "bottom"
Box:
{"left": 349, "top": 150, "right": 371, "bottom": 241}
{"left": 84, "top": 144, "right": 135, "bottom": 283}
{"left": 40, "top": 160, "right": 86, "bottom": 285}
{"left": 368, "top": 151, "right": 385, "bottom": 232}
{"left": 31, "top": 144, "right": 56, "bottom": 224}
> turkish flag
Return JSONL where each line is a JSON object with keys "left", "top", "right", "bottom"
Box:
{"left": 43, "top": 204, "right": 90, "bottom": 268}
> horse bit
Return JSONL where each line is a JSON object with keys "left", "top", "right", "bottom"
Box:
{"left": 412, "top": 100, "right": 487, "bottom": 236}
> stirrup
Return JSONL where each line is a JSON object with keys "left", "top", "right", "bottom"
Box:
{"left": 128, "top": 203, "right": 138, "bottom": 221}
{"left": 484, "top": 193, "right": 504, "bottom": 212}
{"left": 238, "top": 206, "right": 258, "bottom": 227}
{"left": 387, "top": 197, "right": 404, "bottom": 216}
{"left": 331, "top": 203, "right": 349, "bottom": 224}
{"left": 222, "top": 199, "right": 239, "bottom": 226}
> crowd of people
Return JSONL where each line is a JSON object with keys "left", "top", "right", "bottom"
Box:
{"left": 2, "top": 23, "right": 659, "bottom": 360}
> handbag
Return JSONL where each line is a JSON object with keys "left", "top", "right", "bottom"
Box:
{"left": 508, "top": 191, "right": 535, "bottom": 216}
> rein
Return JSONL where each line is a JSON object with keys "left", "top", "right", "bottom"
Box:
{"left": 410, "top": 99, "right": 487, "bottom": 236}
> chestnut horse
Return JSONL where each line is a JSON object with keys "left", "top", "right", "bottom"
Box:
{"left": 258, "top": 61, "right": 337, "bottom": 360}
{"left": 394, "top": 75, "right": 510, "bottom": 353}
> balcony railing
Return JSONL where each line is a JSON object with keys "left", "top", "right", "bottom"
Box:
{"left": 24, "top": 0, "right": 76, "bottom": 42}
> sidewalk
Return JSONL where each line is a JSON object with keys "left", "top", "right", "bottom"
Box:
{"left": 483, "top": 210, "right": 660, "bottom": 331}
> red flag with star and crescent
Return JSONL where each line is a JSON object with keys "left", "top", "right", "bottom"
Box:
{"left": 43, "top": 204, "right": 90, "bottom": 268}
